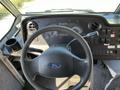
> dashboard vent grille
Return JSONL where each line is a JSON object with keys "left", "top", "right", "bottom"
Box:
{"left": 27, "top": 21, "right": 38, "bottom": 31}
{"left": 88, "top": 22, "right": 102, "bottom": 30}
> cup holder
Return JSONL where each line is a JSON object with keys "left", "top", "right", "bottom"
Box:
{"left": 5, "top": 38, "right": 21, "bottom": 51}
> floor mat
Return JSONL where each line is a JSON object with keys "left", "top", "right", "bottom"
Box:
{"left": 92, "top": 61, "right": 112, "bottom": 90}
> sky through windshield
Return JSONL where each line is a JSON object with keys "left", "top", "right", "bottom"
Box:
{"left": 14, "top": 0, "right": 120, "bottom": 13}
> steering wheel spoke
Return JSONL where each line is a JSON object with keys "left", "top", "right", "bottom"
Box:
{"left": 35, "top": 76, "right": 57, "bottom": 90}
{"left": 73, "top": 58, "right": 88, "bottom": 77}
{"left": 24, "top": 58, "right": 39, "bottom": 77}
{"left": 70, "top": 52, "right": 88, "bottom": 77}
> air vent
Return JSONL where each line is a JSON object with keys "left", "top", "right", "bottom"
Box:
{"left": 27, "top": 21, "right": 38, "bottom": 31}
{"left": 88, "top": 22, "right": 102, "bottom": 30}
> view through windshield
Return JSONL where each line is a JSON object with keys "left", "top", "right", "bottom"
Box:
{"left": 0, "top": 0, "right": 120, "bottom": 40}
{"left": 0, "top": 4, "right": 15, "bottom": 40}
{"left": 11, "top": 0, "right": 120, "bottom": 13}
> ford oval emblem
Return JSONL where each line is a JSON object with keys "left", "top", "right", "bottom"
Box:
{"left": 48, "top": 63, "right": 62, "bottom": 69}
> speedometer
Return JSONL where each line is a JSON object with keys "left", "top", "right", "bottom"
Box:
{"left": 72, "top": 26, "right": 83, "bottom": 34}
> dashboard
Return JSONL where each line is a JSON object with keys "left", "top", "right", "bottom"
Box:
{"left": 21, "top": 15, "right": 120, "bottom": 60}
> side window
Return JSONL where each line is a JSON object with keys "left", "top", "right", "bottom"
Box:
{"left": 0, "top": 4, "right": 15, "bottom": 40}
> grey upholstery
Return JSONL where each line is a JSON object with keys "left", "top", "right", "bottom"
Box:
{"left": 0, "top": 60, "right": 22, "bottom": 90}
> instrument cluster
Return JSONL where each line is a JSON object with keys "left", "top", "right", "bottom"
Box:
{"left": 22, "top": 15, "right": 120, "bottom": 60}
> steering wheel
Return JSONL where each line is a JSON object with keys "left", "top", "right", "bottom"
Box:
{"left": 20, "top": 25, "right": 93, "bottom": 90}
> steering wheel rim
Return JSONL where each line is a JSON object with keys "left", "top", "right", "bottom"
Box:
{"left": 21, "top": 25, "right": 93, "bottom": 90}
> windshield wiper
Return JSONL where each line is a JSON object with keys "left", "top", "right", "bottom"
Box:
{"left": 26, "top": 9, "right": 94, "bottom": 14}
{"left": 45, "top": 9, "right": 94, "bottom": 13}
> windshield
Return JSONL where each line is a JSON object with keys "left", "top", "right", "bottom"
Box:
{"left": 0, "top": 4, "right": 15, "bottom": 40}
{"left": 11, "top": 0, "right": 120, "bottom": 13}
